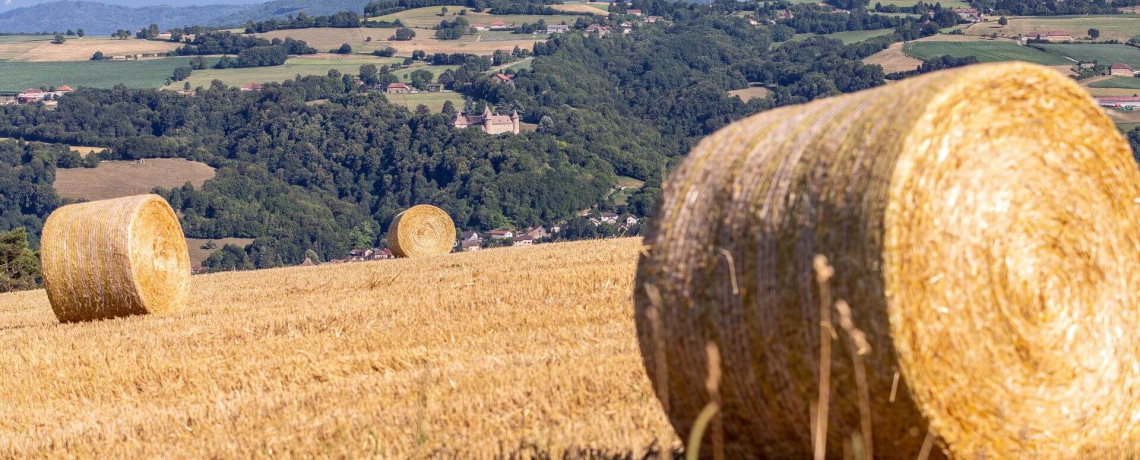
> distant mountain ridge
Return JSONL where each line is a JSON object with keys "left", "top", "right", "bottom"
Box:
{"left": 0, "top": 0, "right": 371, "bottom": 35}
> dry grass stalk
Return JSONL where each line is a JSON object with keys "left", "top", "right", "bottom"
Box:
{"left": 633, "top": 62, "right": 1140, "bottom": 459}
{"left": 40, "top": 194, "right": 190, "bottom": 323}
{"left": 387, "top": 204, "right": 456, "bottom": 258}
{"left": 812, "top": 255, "right": 834, "bottom": 460}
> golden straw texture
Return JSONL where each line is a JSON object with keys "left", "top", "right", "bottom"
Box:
{"left": 387, "top": 204, "right": 456, "bottom": 258}
{"left": 41, "top": 194, "right": 191, "bottom": 323}
{"left": 634, "top": 62, "right": 1140, "bottom": 459}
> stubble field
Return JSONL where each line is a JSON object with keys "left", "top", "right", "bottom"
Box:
{"left": 0, "top": 38, "right": 181, "bottom": 62}
{"left": 53, "top": 159, "right": 216, "bottom": 201}
{"left": 0, "top": 238, "right": 677, "bottom": 458}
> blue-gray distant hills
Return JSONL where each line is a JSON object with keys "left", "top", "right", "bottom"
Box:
{"left": 0, "top": 0, "right": 371, "bottom": 35}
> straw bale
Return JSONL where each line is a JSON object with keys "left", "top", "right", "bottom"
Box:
{"left": 41, "top": 194, "right": 191, "bottom": 323}
{"left": 634, "top": 62, "right": 1140, "bottom": 459}
{"left": 387, "top": 204, "right": 456, "bottom": 258}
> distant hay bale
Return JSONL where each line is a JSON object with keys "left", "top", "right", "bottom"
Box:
{"left": 387, "top": 204, "right": 456, "bottom": 258}
{"left": 634, "top": 62, "right": 1140, "bottom": 459}
{"left": 41, "top": 194, "right": 191, "bottom": 323}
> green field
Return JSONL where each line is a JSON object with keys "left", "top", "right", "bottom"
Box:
{"left": 384, "top": 91, "right": 465, "bottom": 112}
{"left": 165, "top": 56, "right": 405, "bottom": 90}
{"left": 1033, "top": 44, "right": 1140, "bottom": 67}
{"left": 775, "top": 29, "right": 895, "bottom": 48}
{"left": 966, "top": 15, "right": 1140, "bottom": 42}
{"left": 902, "top": 41, "right": 1070, "bottom": 65}
{"left": 392, "top": 64, "right": 459, "bottom": 81}
{"left": 1090, "top": 76, "right": 1140, "bottom": 89}
{"left": 0, "top": 57, "right": 191, "bottom": 92}
{"left": 874, "top": 0, "right": 970, "bottom": 8}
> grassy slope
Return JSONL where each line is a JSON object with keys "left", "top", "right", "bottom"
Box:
{"left": 0, "top": 57, "right": 192, "bottom": 92}
{"left": 1090, "top": 76, "right": 1140, "bottom": 89}
{"left": 902, "top": 41, "right": 1070, "bottom": 65}
{"left": 384, "top": 91, "right": 465, "bottom": 112}
{"left": 0, "top": 238, "right": 677, "bottom": 458}
{"left": 1034, "top": 44, "right": 1140, "bottom": 67}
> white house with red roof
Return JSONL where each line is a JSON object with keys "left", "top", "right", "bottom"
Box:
{"left": 240, "top": 83, "right": 265, "bottom": 92}
{"left": 386, "top": 82, "right": 412, "bottom": 94}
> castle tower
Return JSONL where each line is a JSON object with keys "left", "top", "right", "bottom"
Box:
{"left": 482, "top": 105, "right": 493, "bottom": 133}
{"left": 510, "top": 110, "right": 520, "bottom": 134}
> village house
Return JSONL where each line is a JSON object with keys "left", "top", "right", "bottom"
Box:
{"left": 490, "top": 20, "right": 511, "bottom": 30}
{"left": 776, "top": 10, "right": 794, "bottom": 20}
{"left": 240, "top": 83, "right": 265, "bottom": 92}
{"left": 588, "top": 218, "right": 602, "bottom": 227}
{"left": 472, "top": 23, "right": 489, "bottom": 31}
{"left": 1110, "top": 63, "right": 1135, "bottom": 77}
{"left": 462, "top": 230, "right": 480, "bottom": 243}
{"left": 512, "top": 235, "right": 535, "bottom": 246}
{"left": 1079, "top": 61, "right": 1096, "bottom": 70}
{"left": 489, "top": 229, "right": 515, "bottom": 239}
{"left": 427, "top": 83, "right": 443, "bottom": 92}
{"left": 461, "top": 239, "right": 482, "bottom": 251}
{"left": 645, "top": 16, "right": 660, "bottom": 23}
{"left": 585, "top": 24, "right": 611, "bottom": 36}
{"left": 1034, "top": 31, "right": 1073, "bottom": 42}
{"left": 599, "top": 212, "right": 619, "bottom": 224}
{"left": 0, "top": 96, "right": 15, "bottom": 106}
{"left": 492, "top": 73, "right": 515, "bottom": 86}
{"left": 620, "top": 22, "right": 633, "bottom": 34}
{"left": 524, "top": 226, "right": 548, "bottom": 240}
{"left": 950, "top": 8, "right": 980, "bottom": 21}
{"left": 386, "top": 82, "right": 412, "bottom": 94}
{"left": 450, "top": 106, "right": 521, "bottom": 135}
{"left": 1097, "top": 96, "right": 1140, "bottom": 109}
{"left": 547, "top": 24, "right": 570, "bottom": 33}
{"left": 625, "top": 216, "right": 639, "bottom": 226}
{"left": 627, "top": 8, "right": 643, "bottom": 15}
{"left": 17, "top": 88, "right": 44, "bottom": 104}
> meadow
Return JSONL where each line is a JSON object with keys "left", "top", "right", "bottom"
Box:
{"left": 369, "top": 6, "right": 581, "bottom": 30}
{"left": 384, "top": 90, "right": 465, "bottom": 112}
{"left": 164, "top": 55, "right": 404, "bottom": 90}
{"left": 1089, "top": 76, "right": 1140, "bottom": 89}
{"left": 902, "top": 40, "right": 1070, "bottom": 65}
{"left": 1033, "top": 44, "right": 1140, "bottom": 67}
{"left": 0, "top": 37, "right": 181, "bottom": 62}
{"left": 53, "top": 159, "right": 215, "bottom": 201}
{"left": 0, "top": 57, "right": 192, "bottom": 92}
{"left": 0, "top": 238, "right": 677, "bottom": 458}
{"left": 256, "top": 27, "right": 546, "bottom": 57}
{"left": 964, "top": 16, "right": 1140, "bottom": 42}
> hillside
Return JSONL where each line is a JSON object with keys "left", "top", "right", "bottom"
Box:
{"left": 0, "top": 238, "right": 678, "bottom": 458}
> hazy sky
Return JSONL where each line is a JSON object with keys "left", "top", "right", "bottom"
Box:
{"left": 0, "top": 0, "right": 264, "bottom": 11}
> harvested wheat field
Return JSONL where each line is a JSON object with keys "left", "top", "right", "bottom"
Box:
{"left": 256, "top": 27, "right": 546, "bottom": 56}
{"left": 0, "top": 238, "right": 677, "bottom": 458}
{"left": 3, "top": 38, "right": 180, "bottom": 62}
{"left": 54, "top": 159, "right": 216, "bottom": 201}
{"left": 552, "top": 3, "right": 610, "bottom": 15}
{"left": 863, "top": 42, "right": 921, "bottom": 73}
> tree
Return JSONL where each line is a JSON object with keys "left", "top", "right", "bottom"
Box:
{"left": 0, "top": 228, "right": 40, "bottom": 293}
{"left": 1089, "top": 28, "right": 1100, "bottom": 39}
{"left": 184, "top": 81, "right": 192, "bottom": 91}
{"left": 148, "top": 23, "right": 160, "bottom": 38}
{"left": 412, "top": 49, "right": 425, "bottom": 60}
{"left": 91, "top": 51, "right": 104, "bottom": 60}
{"left": 997, "top": 16, "right": 1007, "bottom": 26}
{"left": 373, "top": 46, "right": 396, "bottom": 57}
{"left": 171, "top": 30, "right": 183, "bottom": 42}
{"left": 334, "top": 43, "right": 353, "bottom": 54}
{"left": 442, "top": 99, "right": 457, "bottom": 116}
{"left": 409, "top": 69, "right": 433, "bottom": 90}
{"left": 52, "top": 34, "right": 65, "bottom": 44}
{"left": 172, "top": 66, "right": 192, "bottom": 81}
{"left": 66, "top": 29, "right": 75, "bottom": 36}
{"left": 392, "top": 28, "right": 416, "bottom": 41}
{"left": 190, "top": 55, "right": 208, "bottom": 70}
{"left": 77, "top": 28, "right": 84, "bottom": 38}
{"left": 441, "top": 6, "right": 449, "bottom": 16}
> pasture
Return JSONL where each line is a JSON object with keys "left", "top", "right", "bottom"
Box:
{"left": 53, "top": 159, "right": 216, "bottom": 201}
{"left": 0, "top": 238, "right": 677, "bottom": 458}
{"left": 964, "top": 16, "right": 1140, "bottom": 42}
{"left": 1089, "top": 76, "right": 1140, "bottom": 89}
{"left": 163, "top": 55, "right": 404, "bottom": 90}
{"left": 902, "top": 40, "right": 1070, "bottom": 65}
{"left": 0, "top": 37, "right": 180, "bottom": 62}
{"left": 1033, "top": 44, "right": 1140, "bottom": 67}
{"left": 384, "top": 90, "right": 465, "bottom": 112}
{"left": 0, "top": 57, "right": 192, "bottom": 92}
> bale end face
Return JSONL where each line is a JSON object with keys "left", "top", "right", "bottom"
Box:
{"left": 42, "top": 194, "right": 191, "bottom": 323}
{"left": 387, "top": 204, "right": 456, "bottom": 258}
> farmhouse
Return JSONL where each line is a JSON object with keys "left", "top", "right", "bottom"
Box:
{"left": 512, "top": 235, "right": 535, "bottom": 246}
{"left": 950, "top": 8, "right": 980, "bottom": 21}
{"left": 386, "top": 82, "right": 412, "bottom": 94}
{"left": 240, "top": 83, "right": 265, "bottom": 92}
{"left": 599, "top": 212, "right": 618, "bottom": 224}
{"left": 17, "top": 88, "right": 44, "bottom": 104}
{"left": 450, "top": 106, "right": 521, "bottom": 135}
{"left": 627, "top": 8, "right": 643, "bottom": 15}
{"left": 523, "top": 226, "right": 548, "bottom": 239}
{"left": 488, "top": 229, "right": 514, "bottom": 239}
{"left": 1079, "top": 61, "right": 1096, "bottom": 70}
{"left": 460, "top": 239, "right": 482, "bottom": 251}
{"left": 492, "top": 73, "right": 515, "bottom": 86}
{"left": 490, "top": 20, "right": 511, "bottom": 30}
{"left": 1033, "top": 31, "right": 1073, "bottom": 42}
{"left": 547, "top": 24, "right": 570, "bottom": 33}
{"left": 462, "top": 231, "right": 480, "bottom": 242}
{"left": 586, "top": 24, "right": 612, "bottom": 36}
{"left": 1110, "top": 63, "right": 1135, "bottom": 77}
{"left": 472, "top": 23, "right": 489, "bottom": 31}
{"left": 1096, "top": 97, "right": 1140, "bottom": 109}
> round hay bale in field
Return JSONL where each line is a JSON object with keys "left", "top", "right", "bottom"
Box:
{"left": 387, "top": 204, "right": 455, "bottom": 258}
{"left": 41, "top": 194, "right": 191, "bottom": 323}
{"left": 634, "top": 62, "right": 1140, "bottom": 459}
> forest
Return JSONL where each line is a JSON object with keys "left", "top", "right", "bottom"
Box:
{"left": 0, "top": 0, "right": 927, "bottom": 272}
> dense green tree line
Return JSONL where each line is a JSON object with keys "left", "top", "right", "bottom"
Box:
{"left": 244, "top": 11, "right": 363, "bottom": 33}
{"left": 972, "top": 0, "right": 1117, "bottom": 15}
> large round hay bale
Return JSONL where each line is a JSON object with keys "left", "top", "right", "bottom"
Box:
{"left": 387, "top": 204, "right": 455, "bottom": 258}
{"left": 41, "top": 194, "right": 191, "bottom": 323}
{"left": 634, "top": 62, "right": 1140, "bottom": 459}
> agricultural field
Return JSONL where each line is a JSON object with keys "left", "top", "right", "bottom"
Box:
{"left": 53, "top": 159, "right": 215, "bottom": 201}
{"left": 728, "top": 85, "right": 772, "bottom": 102}
{"left": 0, "top": 35, "right": 52, "bottom": 60}
{"left": 864, "top": 42, "right": 923, "bottom": 73}
{"left": 0, "top": 57, "right": 192, "bottom": 92}
{"left": 553, "top": 2, "right": 610, "bottom": 15}
{"left": 1033, "top": 44, "right": 1140, "bottom": 67}
{"left": 1086, "top": 86, "right": 1140, "bottom": 97}
{"left": 1103, "top": 107, "right": 1140, "bottom": 127}
{"left": 0, "top": 238, "right": 677, "bottom": 458}
{"left": 964, "top": 16, "right": 1140, "bottom": 42}
{"left": 384, "top": 91, "right": 465, "bottom": 112}
{"left": 0, "top": 37, "right": 180, "bottom": 62}
{"left": 185, "top": 237, "right": 255, "bottom": 270}
{"left": 1089, "top": 76, "right": 1140, "bottom": 89}
{"left": 369, "top": 6, "right": 581, "bottom": 30}
{"left": 902, "top": 39, "right": 1070, "bottom": 65}
{"left": 162, "top": 55, "right": 404, "bottom": 90}
{"left": 256, "top": 27, "right": 546, "bottom": 57}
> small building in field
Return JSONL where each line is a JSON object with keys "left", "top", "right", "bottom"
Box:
{"left": 490, "top": 20, "right": 510, "bottom": 30}
{"left": 427, "top": 83, "right": 443, "bottom": 92}
{"left": 240, "top": 83, "right": 265, "bottom": 92}
{"left": 386, "top": 82, "right": 412, "bottom": 94}
{"left": 472, "top": 23, "right": 489, "bottom": 31}
{"left": 450, "top": 106, "right": 520, "bottom": 135}
{"left": 1110, "top": 63, "right": 1135, "bottom": 76}
{"left": 547, "top": 24, "right": 570, "bottom": 33}
{"left": 1096, "top": 97, "right": 1140, "bottom": 109}
{"left": 17, "top": 88, "right": 44, "bottom": 104}
{"left": 1079, "top": 61, "right": 1096, "bottom": 70}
